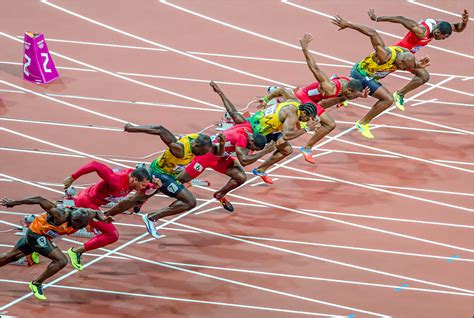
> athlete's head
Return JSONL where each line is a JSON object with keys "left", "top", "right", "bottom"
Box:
{"left": 343, "top": 79, "right": 363, "bottom": 99}
{"left": 395, "top": 51, "right": 416, "bottom": 70}
{"left": 246, "top": 132, "right": 267, "bottom": 151}
{"left": 298, "top": 103, "right": 317, "bottom": 122}
{"left": 129, "top": 168, "right": 151, "bottom": 191}
{"left": 433, "top": 21, "right": 452, "bottom": 40}
{"left": 192, "top": 134, "right": 213, "bottom": 156}
{"left": 68, "top": 208, "right": 90, "bottom": 229}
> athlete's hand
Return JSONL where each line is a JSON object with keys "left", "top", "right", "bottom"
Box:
{"left": 64, "top": 176, "right": 74, "bottom": 189}
{"left": 216, "top": 133, "right": 226, "bottom": 145}
{"left": 209, "top": 81, "right": 223, "bottom": 95}
{"left": 332, "top": 15, "right": 351, "bottom": 31}
{"left": 124, "top": 123, "right": 134, "bottom": 132}
{"left": 368, "top": 9, "right": 378, "bottom": 22}
{"left": 299, "top": 33, "right": 313, "bottom": 50}
{"left": 103, "top": 215, "right": 115, "bottom": 224}
{"left": 417, "top": 57, "right": 431, "bottom": 68}
{"left": 359, "top": 87, "right": 371, "bottom": 98}
{"left": 306, "top": 118, "right": 318, "bottom": 132}
{"left": 263, "top": 141, "right": 277, "bottom": 153}
{"left": 151, "top": 176, "right": 162, "bottom": 188}
{"left": 1, "top": 198, "right": 15, "bottom": 208}
{"left": 255, "top": 98, "right": 268, "bottom": 109}
{"left": 462, "top": 9, "right": 469, "bottom": 23}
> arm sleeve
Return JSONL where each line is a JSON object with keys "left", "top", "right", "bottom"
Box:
{"left": 71, "top": 161, "right": 116, "bottom": 184}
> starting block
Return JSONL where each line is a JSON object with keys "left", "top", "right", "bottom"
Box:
{"left": 23, "top": 32, "right": 59, "bottom": 84}
{"left": 9, "top": 255, "right": 35, "bottom": 267}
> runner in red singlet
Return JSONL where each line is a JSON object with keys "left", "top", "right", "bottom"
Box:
{"left": 368, "top": 9, "right": 469, "bottom": 109}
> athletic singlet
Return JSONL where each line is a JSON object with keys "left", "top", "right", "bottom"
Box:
{"left": 248, "top": 101, "right": 300, "bottom": 136}
{"left": 356, "top": 46, "right": 405, "bottom": 79}
{"left": 396, "top": 19, "right": 436, "bottom": 53}
{"left": 298, "top": 76, "right": 351, "bottom": 102}
{"left": 150, "top": 134, "right": 198, "bottom": 176}
{"left": 29, "top": 213, "right": 77, "bottom": 239}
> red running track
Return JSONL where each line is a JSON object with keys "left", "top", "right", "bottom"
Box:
{"left": 0, "top": 0, "right": 473, "bottom": 317}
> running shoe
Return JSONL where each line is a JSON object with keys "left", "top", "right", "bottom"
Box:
{"left": 29, "top": 282, "right": 46, "bottom": 301}
{"left": 393, "top": 91, "right": 405, "bottom": 111}
{"left": 215, "top": 195, "right": 234, "bottom": 212}
{"left": 141, "top": 214, "right": 159, "bottom": 238}
{"left": 300, "top": 147, "right": 316, "bottom": 164}
{"left": 31, "top": 252, "right": 40, "bottom": 264}
{"left": 355, "top": 121, "right": 374, "bottom": 139}
{"left": 336, "top": 100, "right": 349, "bottom": 108}
{"left": 67, "top": 247, "right": 83, "bottom": 271}
{"left": 252, "top": 168, "right": 273, "bottom": 184}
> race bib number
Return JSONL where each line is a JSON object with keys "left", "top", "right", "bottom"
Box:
{"left": 193, "top": 162, "right": 203, "bottom": 172}
{"left": 44, "top": 230, "right": 61, "bottom": 239}
{"left": 374, "top": 71, "right": 390, "bottom": 78}
{"left": 264, "top": 104, "right": 277, "bottom": 116}
{"left": 412, "top": 45, "right": 423, "bottom": 53}
{"left": 37, "top": 236, "right": 48, "bottom": 246}
{"left": 167, "top": 183, "right": 179, "bottom": 193}
{"left": 172, "top": 165, "right": 185, "bottom": 173}
{"left": 308, "top": 88, "right": 320, "bottom": 97}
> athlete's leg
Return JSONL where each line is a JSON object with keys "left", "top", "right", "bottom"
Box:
{"left": 33, "top": 247, "right": 68, "bottom": 285}
{"left": 148, "top": 188, "right": 196, "bottom": 221}
{"left": 301, "top": 112, "right": 336, "bottom": 163}
{"left": 210, "top": 81, "right": 246, "bottom": 124}
{"left": 255, "top": 137, "right": 293, "bottom": 173}
{"left": 0, "top": 247, "right": 26, "bottom": 266}
{"left": 359, "top": 85, "right": 393, "bottom": 125}
{"left": 214, "top": 161, "right": 247, "bottom": 199}
{"left": 398, "top": 68, "right": 430, "bottom": 96}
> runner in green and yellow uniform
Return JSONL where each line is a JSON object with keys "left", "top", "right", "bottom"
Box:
{"left": 247, "top": 88, "right": 319, "bottom": 183}
{"left": 331, "top": 15, "right": 430, "bottom": 139}
{"left": 118, "top": 124, "right": 214, "bottom": 238}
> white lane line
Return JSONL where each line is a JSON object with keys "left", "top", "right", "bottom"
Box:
{"left": 4, "top": 172, "right": 473, "bottom": 299}
{"left": 407, "top": 0, "right": 474, "bottom": 21}
{"left": 300, "top": 209, "right": 474, "bottom": 229}
{"left": 1, "top": 144, "right": 471, "bottom": 198}
{"left": 283, "top": 0, "right": 474, "bottom": 59}
{"left": 433, "top": 159, "right": 474, "bottom": 166}
{"left": 0, "top": 60, "right": 94, "bottom": 72}
{"left": 411, "top": 98, "right": 438, "bottom": 107}
{"left": 234, "top": 234, "right": 474, "bottom": 262}
{"left": 0, "top": 280, "right": 356, "bottom": 318}
{"left": 156, "top": 217, "right": 474, "bottom": 295}
{"left": 161, "top": 0, "right": 474, "bottom": 97}
{"left": 194, "top": 206, "right": 224, "bottom": 215}
{"left": 0, "top": 32, "right": 224, "bottom": 111}
{"left": 0, "top": 117, "right": 123, "bottom": 132}
{"left": 40, "top": 0, "right": 294, "bottom": 88}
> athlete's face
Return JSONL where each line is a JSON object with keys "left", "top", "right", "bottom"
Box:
{"left": 70, "top": 209, "right": 89, "bottom": 229}
{"left": 344, "top": 88, "right": 359, "bottom": 100}
{"left": 433, "top": 29, "right": 450, "bottom": 40}
{"left": 247, "top": 136, "right": 263, "bottom": 151}
{"left": 192, "top": 143, "right": 212, "bottom": 156}
{"left": 299, "top": 111, "right": 313, "bottom": 122}
{"left": 130, "top": 177, "right": 149, "bottom": 191}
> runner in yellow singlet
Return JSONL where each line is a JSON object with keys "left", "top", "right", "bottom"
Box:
{"left": 331, "top": 15, "right": 430, "bottom": 139}
{"left": 248, "top": 88, "right": 319, "bottom": 183}
{"left": 117, "top": 124, "right": 214, "bottom": 238}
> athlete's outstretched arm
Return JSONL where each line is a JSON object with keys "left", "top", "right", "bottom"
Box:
{"left": 299, "top": 34, "right": 336, "bottom": 96}
{"left": 124, "top": 124, "right": 184, "bottom": 158}
{"left": 65, "top": 161, "right": 116, "bottom": 188}
{"left": 368, "top": 9, "right": 425, "bottom": 38}
{"left": 263, "top": 87, "right": 297, "bottom": 102}
{"left": 209, "top": 81, "right": 246, "bottom": 124}
{"left": 452, "top": 9, "right": 469, "bottom": 32}
{"left": 332, "top": 15, "right": 390, "bottom": 64}
{"left": 1, "top": 196, "right": 56, "bottom": 212}
{"left": 235, "top": 143, "right": 276, "bottom": 166}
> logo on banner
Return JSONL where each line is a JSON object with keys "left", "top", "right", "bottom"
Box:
{"left": 38, "top": 40, "right": 45, "bottom": 49}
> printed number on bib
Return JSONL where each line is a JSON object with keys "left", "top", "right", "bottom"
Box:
{"left": 37, "top": 236, "right": 48, "bottom": 247}
{"left": 264, "top": 104, "right": 277, "bottom": 116}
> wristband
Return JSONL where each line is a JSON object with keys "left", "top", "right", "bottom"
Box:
{"left": 263, "top": 96, "right": 270, "bottom": 103}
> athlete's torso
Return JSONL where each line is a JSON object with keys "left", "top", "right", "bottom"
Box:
{"left": 299, "top": 77, "right": 350, "bottom": 102}
{"left": 396, "top": 19, "right": 436, "bottom": 53}
{"left": 29, "top": 213, "right": 77, "bottom": 239}
{"left": 83, "top": 168, "right": 133, "bottom": 204}
{"left": 356, "top": 46, "right": 405, "bottom": 79}
{"left": 249, "top": 101, "right": 300, "bottom": 135}
{"left": 151, "top": 134, "right": 198, "bottom": 176}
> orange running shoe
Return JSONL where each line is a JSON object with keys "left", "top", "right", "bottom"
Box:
{"left": 300, "top": 147, "right": 316, "bottom": 164}
{"left": 252, "top": 169, "right": 273, "bottom": 184}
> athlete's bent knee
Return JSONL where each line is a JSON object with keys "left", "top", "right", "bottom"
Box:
{"left": 234, "top": 173, "right": 247, "bottom": 185}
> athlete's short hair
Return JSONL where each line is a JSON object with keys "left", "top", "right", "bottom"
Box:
{"left": 131, "top": 167, "right": 151, "bottom": 181}
{"left": 252, "top": 133, "right": 267, "bottom": 150}
{"left": 70, "top": 208, "right": 90, "bottom": 228}
{"left": 195, "top": 134, "right": 212, "bottom": 148}
{"left": 347, "top": 79, "right": 363, "bottom": 92}
{"left": 436, "top": 21, "right": 452, "bottom": 35}
{"left": 298, "top": 102, "right": 317, "bottom": 118}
